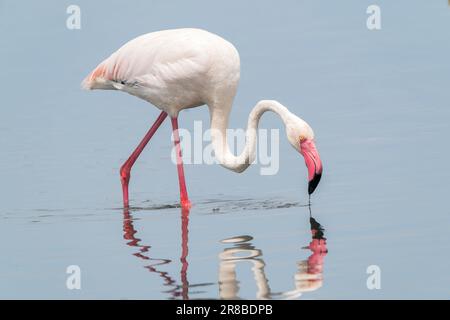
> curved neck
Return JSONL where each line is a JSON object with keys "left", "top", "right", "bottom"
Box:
{"left": 209, "top": 100, "right": 291, "bottom": 173}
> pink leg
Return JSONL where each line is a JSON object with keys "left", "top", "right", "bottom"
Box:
{"left": 120, "top": 111, "right": 168, "bottom": 208}
{"left": 171, "top": 117, "right": 191, "bottom": 209}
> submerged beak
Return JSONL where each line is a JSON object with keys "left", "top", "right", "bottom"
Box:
{"left": 300, "top": 139, "right": 323, "bottom": 195}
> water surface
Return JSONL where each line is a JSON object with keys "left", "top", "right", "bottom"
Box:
{"left": 1, "top": 0, "right": 449, "bottom": 299}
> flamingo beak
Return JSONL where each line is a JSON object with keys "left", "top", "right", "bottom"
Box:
{"left": 300, "top": 139, "right": 323, "bottom": 195}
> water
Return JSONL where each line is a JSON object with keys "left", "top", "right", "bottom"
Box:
{"left": 1, "top": 0, "right": 450, "bottom": 299}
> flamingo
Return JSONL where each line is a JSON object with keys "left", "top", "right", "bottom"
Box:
{"left": 82, "top": 28, "right": 323, "bottom": 209}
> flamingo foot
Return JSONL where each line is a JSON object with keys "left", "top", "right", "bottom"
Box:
{"left": 181, "top": 198, "right": 192, "bottom": 210}
{"left": 120, "top": 167, "right": 131, "bottom": 208}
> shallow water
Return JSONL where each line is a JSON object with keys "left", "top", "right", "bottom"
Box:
{"left": 1, "top": 1, "right": 450, "bottom": 299}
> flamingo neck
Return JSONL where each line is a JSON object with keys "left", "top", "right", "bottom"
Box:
{"left": 209, "top": 100, "right": 292, "bottom": 173}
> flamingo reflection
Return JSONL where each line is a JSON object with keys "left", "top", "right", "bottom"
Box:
{"left": 218, "top": 236, "right": 270, "bottom": 299}
{"left": 123, "top": 206, "right": 327, "bottom": 299}
{"left": 122, "top": 207, "right": 194, "bottom": 299}
{"left": 218, "top": 214, "right": 328, "bottom": 299}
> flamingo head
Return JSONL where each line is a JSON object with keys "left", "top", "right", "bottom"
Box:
{"left": 300, "top": 138, "right": 323, "bottom": 194}
{"left": 286, "top": 115, "right": 323, "bottom": 195}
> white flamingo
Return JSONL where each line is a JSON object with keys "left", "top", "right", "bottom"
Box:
{"left": 82, "top": 28, "right": 323, "bottom": 209}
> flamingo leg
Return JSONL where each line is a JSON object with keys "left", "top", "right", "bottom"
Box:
{"left": 120, "top": 111, "right": 168, "bottom": 208}
{"left": 171, "top": 117, "right": 192, "bottom": 209}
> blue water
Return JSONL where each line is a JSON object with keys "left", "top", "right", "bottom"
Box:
{"left": 1, "top": 0, "right": 449, "bottom": 299}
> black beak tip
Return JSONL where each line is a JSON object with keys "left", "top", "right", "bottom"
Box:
{"left": 308, "top": 173, "right": 322, "bottom": 195}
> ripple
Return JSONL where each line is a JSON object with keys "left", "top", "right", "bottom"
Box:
{"left": 111, "top": 197, "right": 305, "bottom": 214}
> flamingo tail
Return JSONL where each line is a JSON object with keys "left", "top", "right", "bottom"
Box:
{"left": 81, "top": 62, "right": 116, "bottom": 90}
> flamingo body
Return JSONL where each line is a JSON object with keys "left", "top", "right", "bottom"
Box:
{"left": 83, "top": 28, "right": 240, "bottom": 118}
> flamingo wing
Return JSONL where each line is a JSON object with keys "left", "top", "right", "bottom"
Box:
{"left": 82, "top": 29, "right": 212, "bottom": 98}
